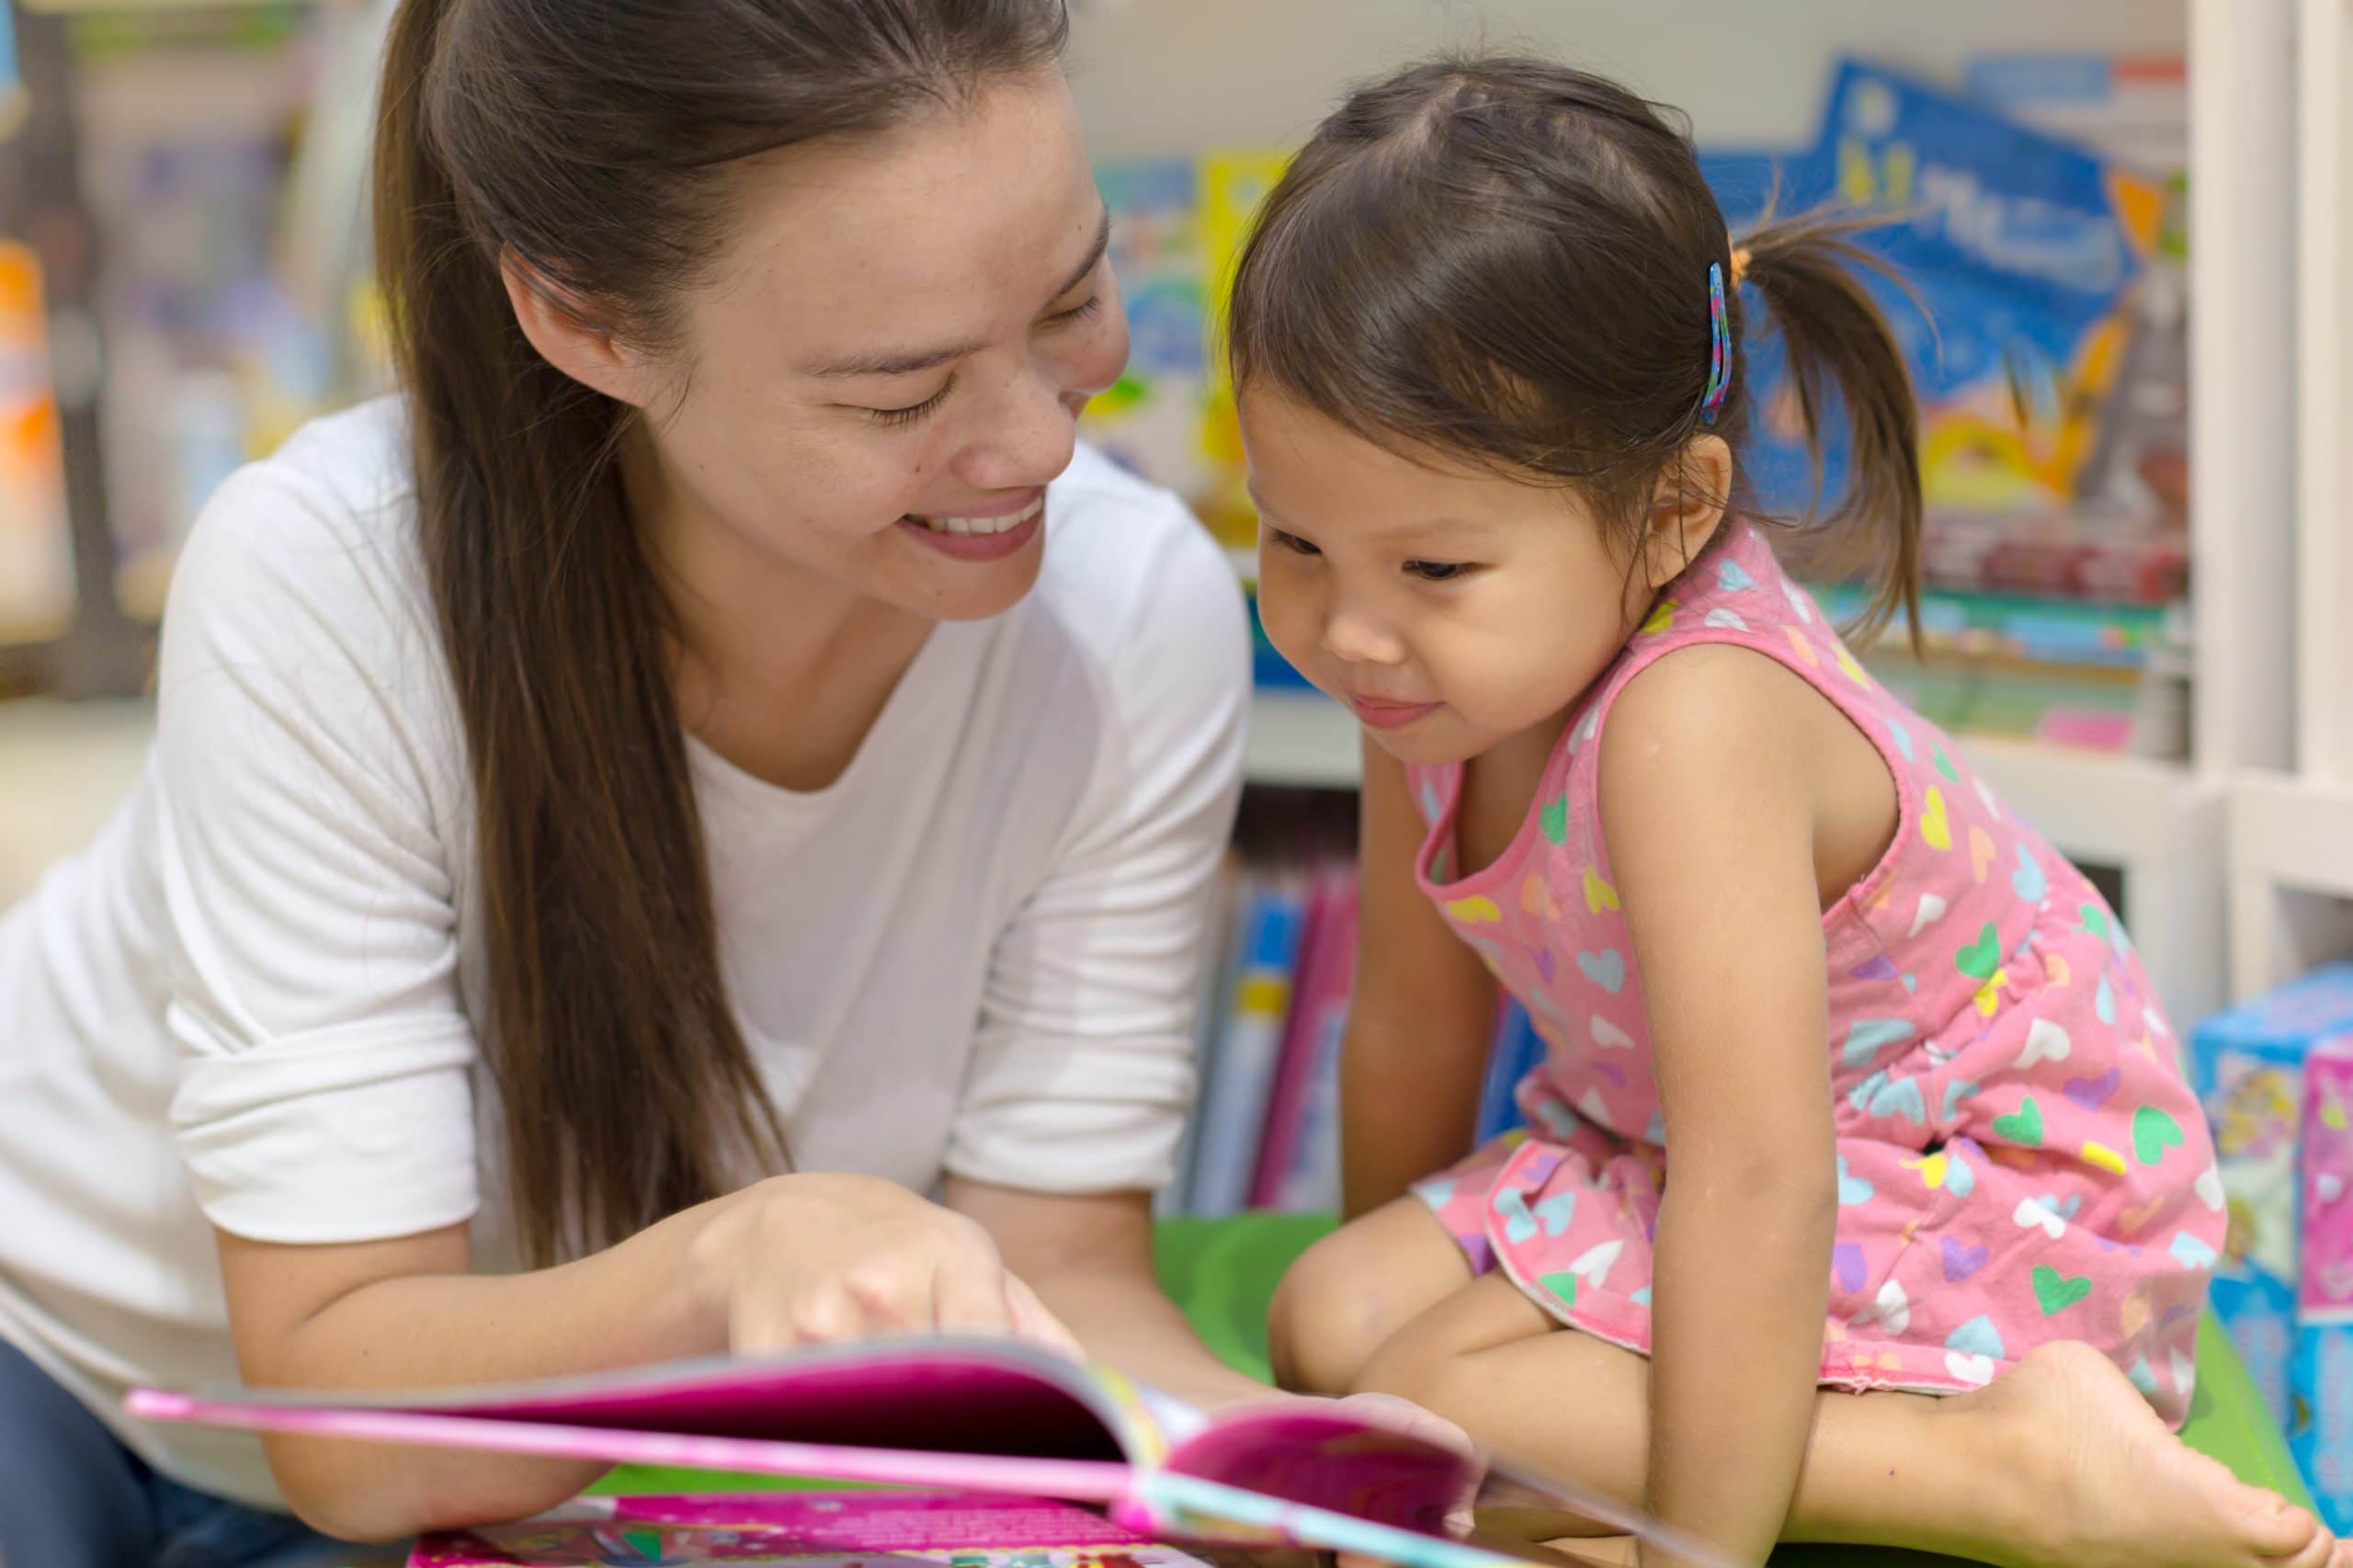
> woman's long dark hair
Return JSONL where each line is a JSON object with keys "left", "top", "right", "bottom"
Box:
{"left": 1229, "top": 56, "right": 1923, "bottom": 643}
{"left": 372, "top": 0, "right": 1070, "bottom": 1264}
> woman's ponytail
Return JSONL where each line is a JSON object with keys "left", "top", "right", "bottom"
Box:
{"left": 375, "top": 0, "right": 789, "bottom": 1266}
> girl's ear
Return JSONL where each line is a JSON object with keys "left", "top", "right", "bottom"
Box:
{"left": 1635, "top": 433, "right": 1733, "bottom": 593}
{"left": 499, "top": 250, "right": 664, "bottom": 410}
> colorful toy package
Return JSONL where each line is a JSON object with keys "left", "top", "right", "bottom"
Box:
{"left": 1080, "top": 160, "right": 1211, "bottom": 513}
{"left": 2189, "top": 967, "right": 2353, "bottom": 1437}
{"left": 1706, "top": 60, "right": 2167, "bottom": 541}
{"left": 2292, "top": 1039, "right": 2353, "bottom": 1529}
{"left": 1079, "top": 150, "right": 1289, "bottom": 566}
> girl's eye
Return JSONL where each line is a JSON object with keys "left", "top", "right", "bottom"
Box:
{"left": 1267, "top": 528, "right": 1322, "bottom": 557}
{"left": 1406, "top": 559, "right": 1472, "bottom": 582}
{"left": 867, "top": 376, "right": 956, "bottom": 428}
{"left": 1048, "top": 294, "right": 1104, "bottom": 328}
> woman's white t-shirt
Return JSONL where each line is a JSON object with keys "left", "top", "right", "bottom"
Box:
{"left": 0, "top": 398, "right": 1249, "bottom": 1506}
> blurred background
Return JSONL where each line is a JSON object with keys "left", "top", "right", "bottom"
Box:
{"left": 2, "top": 0, "right": 2350, "bottom": 1519}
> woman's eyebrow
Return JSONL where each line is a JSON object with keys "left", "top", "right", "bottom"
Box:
{"left": 798, "top": 206, "right": 1112, "bottom": 381}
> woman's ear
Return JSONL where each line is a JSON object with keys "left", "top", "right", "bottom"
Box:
{"left": 499, "top": 251, "right": 661, "bottom": 409}
{"left": 1635, "top": 433, "right": 1733, "bottom": 592}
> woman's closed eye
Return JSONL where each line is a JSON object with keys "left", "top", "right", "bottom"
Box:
{"left": 865, "top": 376, "right": 957, "bottom": 428}
{"left": 862, "top": 295, "right": 1099, "bottom": 429}
{"left": 1047, "top": 293, "right": 1103, "bottom": 329}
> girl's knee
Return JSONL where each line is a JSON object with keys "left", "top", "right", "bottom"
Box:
{"left": 1268, "top": 1230, "right": 1381, "bottom": 1394}
{"left": 1349, "top": 1313, "right": 1464, "bottom": 1415}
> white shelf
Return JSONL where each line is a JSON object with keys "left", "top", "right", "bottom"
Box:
{"left": 1245, "top": 689, "right": 1359, "bottom": 789}
{"left": 1250, "top": 691, "right": 2195, "bottom": 845}
{"left": 2189, "top": 0, "right": 2300, "bottom": 776}
{"left": 1957, "top": 738, "right": 2197, "bottom": 869}
{"left": 2299, "top": 0, "right": 2353, "bottom": 785}
{"left": 1245, "top": 692, "right": 2228, "bottom": 1019}
{"left": 2230, "top": 771, "right": 2353, "bottom": 996}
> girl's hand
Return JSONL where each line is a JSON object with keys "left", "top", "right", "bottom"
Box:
{"left": 688, "top": 1172, "right": 1084, "bottom": 1358}
{"left": 1327, "top": 1391, "right": 1483, "bottom": 1541}
{"left": 1199, "top": 1389, "right": 1482, "bottom": 1568}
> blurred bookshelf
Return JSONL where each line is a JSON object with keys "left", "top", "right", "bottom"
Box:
{"left": 0, "top": 0, "right": 376, "bottom": 691}
{"left": 1, "top": 0, "right": 2343, "bottom": 1017}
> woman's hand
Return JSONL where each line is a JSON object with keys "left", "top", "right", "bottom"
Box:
{"left": 688, "top": 1172, "right": 1084, "bottom": 1357}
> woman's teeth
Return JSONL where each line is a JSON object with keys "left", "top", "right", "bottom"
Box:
{"left": 908, "top": 497, "right": 1043, "bottom": 536}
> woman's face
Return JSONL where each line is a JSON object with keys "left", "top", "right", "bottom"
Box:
{"left": 635, "top": 66, "right": 1127, "bottom": 624}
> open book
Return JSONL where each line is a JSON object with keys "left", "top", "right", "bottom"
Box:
{"left": 126, "top": 1337, "right": 1730, "bottom": 1568}
{"left": 407, "top": 1489, "right": 1226, "bottom": 1567}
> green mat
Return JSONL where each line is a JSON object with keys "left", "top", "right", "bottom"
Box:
{"left": 598, "top": 1211, "right": 2310, "bottom": 1566}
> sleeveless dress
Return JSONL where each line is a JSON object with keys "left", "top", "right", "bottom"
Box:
{"left": 1405, "top": 520, "right": 2222, "bottom": 1426}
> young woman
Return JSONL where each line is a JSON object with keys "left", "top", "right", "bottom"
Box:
{"left": 0, "top": 3, "right": 1276, "bottom": 1561}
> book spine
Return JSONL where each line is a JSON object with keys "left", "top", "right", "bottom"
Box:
{"left": 1187, "top": 875, "right": 1306, "bottom": 1218}
{"left": 1473, "top": 1004, "right": 1543, "bottom": 1145}
{"left": 1247, "top": 868, "right": 1343, "bottom": 1208}
{"left": 1273, "top": 875, "right": 1359, "bottom": 1212}
{"left": 1165, "top": 854, "right": 1244, "bottom": 1217}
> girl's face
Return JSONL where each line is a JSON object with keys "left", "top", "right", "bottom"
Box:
{"left": 1241, "top": 388, "right": 1654, "bottom": 767}
{"left": 629, "top": 66, "right": 1128, "bottom": 624}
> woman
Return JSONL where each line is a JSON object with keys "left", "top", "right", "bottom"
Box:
{"left": 0, "top": 2, "right": 1277, "bottom": 1560}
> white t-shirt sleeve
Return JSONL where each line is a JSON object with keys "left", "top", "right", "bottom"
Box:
{"left": 946, "top": 502, "right": 1249, "bottom": 1194}
{"left": 154, "top": 462, "right": 481, "bottom": 1244}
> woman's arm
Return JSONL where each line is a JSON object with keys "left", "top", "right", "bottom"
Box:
{"left": 220, "top": 1172, "right": 1072, "bottom": 1541}
{"left": 1600, "top": 647, "right": 1844, "bottom": 1568}
{"left": 945, "top": 1179, "right": 1274, "bottom": 1409}
{"left": 1342, "top": 738, "right": 1499, "bottom": 1218}
{"left": 153, "top": 476, "right": 1073, "bottom": 1538}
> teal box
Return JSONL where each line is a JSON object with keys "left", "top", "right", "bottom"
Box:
{"left": 2191, "top": 965, "right": 2353, "bottom": 1430}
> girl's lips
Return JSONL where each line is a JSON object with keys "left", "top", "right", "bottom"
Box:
{"left": 1351, "top": 696, "right": 1441, "bottom": 731}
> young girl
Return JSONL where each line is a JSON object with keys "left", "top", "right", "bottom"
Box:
{"left": 1233, "top": 56, "right": 2340, "bottom": 1568}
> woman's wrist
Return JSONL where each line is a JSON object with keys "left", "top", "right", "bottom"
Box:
{"left": 665, "top": 1179, "right": 769, "bottom": 1357}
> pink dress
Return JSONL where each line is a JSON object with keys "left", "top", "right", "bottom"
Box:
{"left": 1407, "top": 521, "right": 2222, "bottom": 1426}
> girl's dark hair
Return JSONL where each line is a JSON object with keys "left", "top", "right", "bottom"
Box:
{"left": 1228, "top": 55, "right": 1923, "bottom": 644}
{"left": 373, "top": 0, "right": 1070, "bottom": 1265}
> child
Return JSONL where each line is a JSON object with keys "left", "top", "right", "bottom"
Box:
{"left": 1232, "top": 56, "right": 2340, "bottom": 1568}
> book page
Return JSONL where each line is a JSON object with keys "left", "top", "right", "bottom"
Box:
{"left": 411, "top": 1489, "right": 1215, "bottom": 1568}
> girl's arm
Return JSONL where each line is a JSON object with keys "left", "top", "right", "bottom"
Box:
{"left": 1600, "top": 647, "right": 1844, "bottom": 1568}
{"left": 1342, "top": 737, "right": 1500, "bottom": 1218}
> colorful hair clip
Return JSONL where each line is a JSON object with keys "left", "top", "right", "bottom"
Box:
{"left": 1699, "top": 260, "right": 1732, "bottom": 424}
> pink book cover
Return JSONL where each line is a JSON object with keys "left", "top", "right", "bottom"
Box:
{"left": 1247, "top": 866, "right": 1348, "bottom": 1209}
{"left": 2302, "top": 1037, "right": 2353, "bottom": 1321}
{"left": 124, "top": 1337, "right": 1731, "bottom": 1568}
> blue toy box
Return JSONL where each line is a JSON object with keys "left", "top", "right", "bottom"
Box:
{"left": 2190, "top": 964, "right": 2353, "bottom": 1527}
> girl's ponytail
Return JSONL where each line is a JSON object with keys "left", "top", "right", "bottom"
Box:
{"left": 1737, "top": 210, "right": 1926, "bottom": 649}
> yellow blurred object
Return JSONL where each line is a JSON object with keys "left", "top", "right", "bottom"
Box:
{"left": 1194, "top": 150, "right": 1290, "bottom": 551}
{"left": 0, "top": 242, "right": 77, "bottom": 642}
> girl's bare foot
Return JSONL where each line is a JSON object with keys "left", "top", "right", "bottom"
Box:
{"left": 1943, "top": 1340, "right": 2347, "bottom": 1568}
